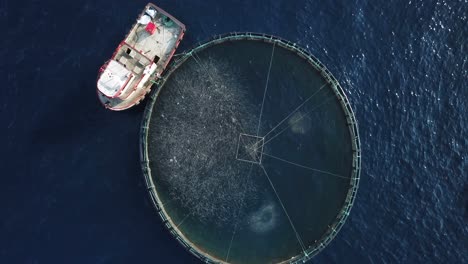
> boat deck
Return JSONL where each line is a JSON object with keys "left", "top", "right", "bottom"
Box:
{"left": 97, "top": 3, "right": 186, "bottom": 111}
{"left": 124, "top": 7, "right": 183, "bottom": 73}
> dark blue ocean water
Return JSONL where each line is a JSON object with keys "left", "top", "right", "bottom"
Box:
{"left": 1, "top": 0, "right": 466, "bottom": 263}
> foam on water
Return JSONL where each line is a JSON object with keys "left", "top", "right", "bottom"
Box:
{"left": 248, "top": 202, "right": 278, "bottom": 234}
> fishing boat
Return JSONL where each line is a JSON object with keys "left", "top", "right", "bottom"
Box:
{"left": 97, "top": 3, "right": 186, "bottom": 110}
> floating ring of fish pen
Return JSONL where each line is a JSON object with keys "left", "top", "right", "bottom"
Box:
{"left": 140, "top": 32, "right": 361, "bottom": 264}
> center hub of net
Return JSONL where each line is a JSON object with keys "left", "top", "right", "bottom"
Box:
{"left": 236, "top": 133, "right": 264, "bottom": 164}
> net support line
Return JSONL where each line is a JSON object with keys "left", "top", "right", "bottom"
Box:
{"left": 259, "top": 94, "right": 336, "bottom": 148}
{"left": 261, "top": 152, "right": 350, "bottom": 180}
{"left": 225, "top": 163, "right": 254, "bottom": 261}
{"left": 256, "top": 42, "right": 276, "bottom": 136}
{"left": 262, "top": 82, "right": 328, "bottom": 139}
{"left": 176, "top": 212, "right": 191, "bottom": 228}
{"left": 190, "top": 52, "right": 217, "bottom": 86}
{"left": 260, "top": 165, "right": 307, "bottom": 253}
{"left": 190, "top": 52, "right": 250, "bottom": 137}
{"left": 225, "top": 223, "right": 237, "bottom": 262}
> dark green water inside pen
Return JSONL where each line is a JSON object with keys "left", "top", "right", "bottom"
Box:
{"left": 147, "top": 40, "right": 354, "bottom": 263}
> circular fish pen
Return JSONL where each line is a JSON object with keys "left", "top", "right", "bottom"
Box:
{"left": 140, "top": 33, "right": 361, "bottom": 263}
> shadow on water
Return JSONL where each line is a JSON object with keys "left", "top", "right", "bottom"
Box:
{"left": 29, "top": 72, "right": 146, "bottom": 146}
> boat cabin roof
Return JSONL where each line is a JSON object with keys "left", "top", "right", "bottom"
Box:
{"left": 97, "top": 60, "right": 133, "bottom": 97}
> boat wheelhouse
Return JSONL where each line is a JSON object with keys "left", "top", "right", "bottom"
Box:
{"left": 97, "top": 3, "right": 185, "bottom": 110}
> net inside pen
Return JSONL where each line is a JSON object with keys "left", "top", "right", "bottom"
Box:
{"left": 141, "top": 34, "right": 361, "bottom": 264}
